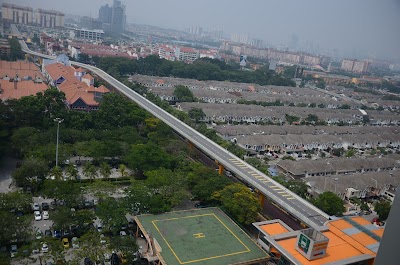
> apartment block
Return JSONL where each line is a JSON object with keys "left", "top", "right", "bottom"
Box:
{"left": 2, "top": 3, "right": 33, "bottom": 25}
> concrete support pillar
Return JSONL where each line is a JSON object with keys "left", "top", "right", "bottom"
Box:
{"left": 218, "top": 164, "right": 224, "bottom": 175}
{"left": 258, "top": 192, "right": 266, "bottom": 206}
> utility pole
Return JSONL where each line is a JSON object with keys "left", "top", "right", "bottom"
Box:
{"left": 54, "top": 118, "right": 64, "bottom": 168}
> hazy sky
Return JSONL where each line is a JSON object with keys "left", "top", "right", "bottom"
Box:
{"left": 13, "top": 0, "right": 400, "bottom": 60}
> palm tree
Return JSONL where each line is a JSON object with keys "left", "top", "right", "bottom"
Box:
{"left": 82, "top": 162, "right": 97, "bottom": 182}
{"left": 66, "top": 164, "right": 78, "bottom": 180}
{"left": 100, "top": 162, "right": 112, "bottom": 180}
{"left": 51, "top": 166, "right": 63, "bottom": 181}
{"left": 119, "top": 164, "right": 128, "bottom": 178}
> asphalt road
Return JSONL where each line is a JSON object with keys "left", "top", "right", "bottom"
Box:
{"left": 22, "top": 47, "right": 329, "bottom": 229}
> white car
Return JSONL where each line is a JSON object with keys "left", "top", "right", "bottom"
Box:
{"left": 104, "top": 253, "right": 111, "bottom": 265}
{"left": 41, "top": 243, "right": 48, "bottom": 253}
{"left": 100, "top": 234, "right": 106, "bottom": 245}
{"left": 71, "top": 237, "right": 79, "bottom": 249}
{"left": 34, "top": 211, "right": 42, "bottom": 221}
{"left": 32, "top": 203, "right": 40, "bottom": 211}
{"left": 10, "top": 245, "right": 17, "bottom": 258}
{"left": 42, "top": 211, "right": 49, "bottom": 220}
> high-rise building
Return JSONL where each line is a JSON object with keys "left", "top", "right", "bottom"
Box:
{"left": 341, "top": 59, "right": 370, "bottom": 74}
{"left": 2, "top": 3, "right": 34, "bottom": 25}
{"left": 250, "top": 39, "right": 263, "bottom": 48}
{"left": 230, "top": 33, "right": 250, "bottom": 45}
{"left": 36, "top": 9, "right": 64, "bottom": 28}
{"left": 188, "top": 25, "right": 202, "bottom": 36}
{"left": 111, "top": 0, "right": 126, "bottom": 33}
{"left": 98, "top": 4, "right": 112, "bottom": 24}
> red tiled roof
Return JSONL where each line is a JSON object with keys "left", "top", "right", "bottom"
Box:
{"left": 0, "top": 80, "right": 48, "bottom": 100}
{"left": 82, "top": 73, "right": 94, "bottom": 80}
{"left": 0, "top": 60, "right": 43, "bottom": 79}
{"left": 44, "top": 62, "right": 109, "bottom": 108}
{"left": 180, "top": 47, "right": 197, "bottom": 53}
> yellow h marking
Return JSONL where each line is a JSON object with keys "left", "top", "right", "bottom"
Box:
{"left": 193, "top": 233, "right": 205, "bottom": 238}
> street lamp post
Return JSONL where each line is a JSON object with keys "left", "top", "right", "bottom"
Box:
{"left": 54, "top": 118, "right": 64, "bottom": 168}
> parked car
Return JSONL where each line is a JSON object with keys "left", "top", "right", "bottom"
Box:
{"left": 50, "top": 200, "right": 57, "bottom": 210}
{"left": 41, "top": 243, "right": 49, "bottom": 253}
{"left": 42, "top": 211, "right": 49, "bottom": 220}
{"left": 100, "top": 234, "right": 106, "bottom": 245}
{"left": 103, "top": 253, "right": 111, "bottom": 265}
{"left": 111, "top": 252, "right": 120, "bottom": 265}
{"left": 53, "top": 230, "right": 62, "bottom": 238}
{"left": 45, "top": 229, "right": 52, "bottom": 237}
{"left": 34, "top": 211, "right": 42, "bottom": 221}
{"left": 71, "top": 237, "right": 79, "bottom": 249}
{"left": 84, "top": 258, "right": 93, "bottom": 265}
{"left": 62, "top": 238, "right": 69, "bottom": 249}
{"left": 32, "top": 203, "right": 40, "bottom": 211}
{"left": 10, "top": 245, "right": 17, "bottom": 258}
{"left": 97, "top": 224, "right": 103, "bottom": 233}
{"left": 62, "top": 229, "right": 70, "bottom": 237}
{"left": 119, "top": 231, "right": 127, "bottom": 237}
{"left": 35, "top": 229, "right": 43, "bottom": 240}
{"left": 42, "top": 202, "right": 49, "bottom": 211}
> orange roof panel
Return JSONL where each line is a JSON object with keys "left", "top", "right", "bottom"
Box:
{"left": 0, "top": 80, "right": 48, "bottom": 100}
{"left": 327, "top": 219, "right": 353, "bottom": 230}
{"left": 372, "top": 229, "right": 384, "bottom": 237}
{"left": 351, "top": 232, "right": 378, "bottom": 247}
{"left": 352, "top": 216, "right": 372, "bottom": 226}
{"left": 260, "top": 223, "right": 289, "bottom": 236}
{"left": 276, "top": 231, "right": 366, "bottom": 265}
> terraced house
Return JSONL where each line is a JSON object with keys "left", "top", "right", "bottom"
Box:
{"left": 42, "top": 62, "right": 109, "bottom": 111}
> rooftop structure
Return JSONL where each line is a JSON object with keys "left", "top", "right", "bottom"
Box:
{"left": 0, "top": 60, "right": 43, "bottom": 80}
{"left": 43, "top": 62, "right": 110, "bottom": 111}
{"left": 134, "top": 208, "right": 269, "bottom": 265}
{"left": 72, "top": 28, "right": 105, "bottom": 41}
{"left": 254, "top": 217, "right": 384, "bottom": 265}
{"left": 277, "top": 156, "right": 399, "bottom": 178}
{"left": 0, "top": 80, "right": 48, "bottom": 101}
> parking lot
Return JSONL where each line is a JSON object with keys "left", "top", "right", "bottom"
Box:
{"left": 32, "top": 197, "right": 55, "bottom": 234}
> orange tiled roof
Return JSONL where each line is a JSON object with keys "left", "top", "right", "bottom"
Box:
{"left": 95, "top": 85, "right": 110, "bottom": 93}
{"left": 0, "top": 60, "right": 43, "bottom": 79}
{"left": 82, "top": 73, "right": 94, "bottom": 80}
{"left": 260, "top": 223, "right": 289, "bottom": 236}
{"left": 44, "top": 63, "right": 109, "bottom": 107}
{"left": 0, "top": 80, "right": 48, "bottom": 100}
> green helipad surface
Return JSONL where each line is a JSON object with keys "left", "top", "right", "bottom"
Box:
{"left": 136, "top": 207, "right": 268, "bottom": 265}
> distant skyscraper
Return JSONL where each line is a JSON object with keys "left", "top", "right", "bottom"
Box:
{"left": 98, "top": 4, "right": 112, "bottom": 24}
{"left": 111, "top": 0, "right": 126, "bottom": 33}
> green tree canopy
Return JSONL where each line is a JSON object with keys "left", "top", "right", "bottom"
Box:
{"left": 12, "top": 157, "right": 48, "bottom": 191}
{"left": 374, "top": 200, "right": 391, "bottom": 221}
{"left": 213, "top": 183, "right": 261, "bottom": 224}
{"left": 96, "top": 197, "right": 128, "bottom": 232}
{"left": 188, "top": 107, "right": 206, "bottom": 122}
{"left": 312, "top": 191, "right": 345, "bottom": 216}
{"left": 173, "top": 85, "right": 196, "bottom": 102}
{"left": 145, "top": 168, "right": 189, "bottom": 206}
{"left": 125, "top": 142, "right": 175, "bottom": 174}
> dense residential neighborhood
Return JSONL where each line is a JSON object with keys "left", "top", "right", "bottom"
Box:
{"left": 1, "top": 1, "right": 400, "bottom": 265}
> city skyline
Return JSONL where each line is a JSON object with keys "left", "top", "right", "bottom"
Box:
{"left": 9, "top": 0, "right": 400, "bottom": 61}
